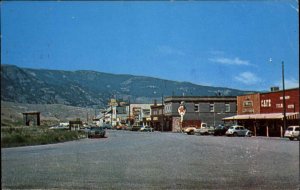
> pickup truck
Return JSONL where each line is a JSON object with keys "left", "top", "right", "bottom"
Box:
{"left": 184, "top": 123, "right": 208, "bottom": 135}
{"left": 195, "top": 125, "right": 215, "bottom": 135}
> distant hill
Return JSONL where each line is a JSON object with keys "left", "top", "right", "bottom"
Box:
{"left": 1, "top": 64, "right": 254, "bottom": 107}
{"left": 1, "top": 101, "right": 96, "bottom": 127}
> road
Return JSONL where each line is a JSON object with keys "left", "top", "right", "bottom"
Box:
{"left": 2, "top": 130, "right": 299, "bottom": 189}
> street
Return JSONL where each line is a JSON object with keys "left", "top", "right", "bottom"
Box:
{"left": 2, "top": 130, "right": 299, "bottom": 189}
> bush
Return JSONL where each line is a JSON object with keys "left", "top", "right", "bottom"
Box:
{"left": 1, "top": 127, "right": 86, "bottom": 148}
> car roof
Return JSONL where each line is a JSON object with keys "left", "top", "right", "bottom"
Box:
{"left": 288, "top": 126, "right": 299, "bottom": 128}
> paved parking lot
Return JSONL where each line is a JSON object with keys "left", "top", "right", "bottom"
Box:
{"left": 2, "top": 130, "right": 299, "bottom": 189}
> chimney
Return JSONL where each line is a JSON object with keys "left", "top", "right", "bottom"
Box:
{"left": 154, "top": 99, "right": 157, "bottom": 106}
{"left": 270, "top": 86, "right": 280, "bottom": 92}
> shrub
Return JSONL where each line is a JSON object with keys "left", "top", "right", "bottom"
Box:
{"left": 1, "top": 127, "right": 86, "bottom": 148}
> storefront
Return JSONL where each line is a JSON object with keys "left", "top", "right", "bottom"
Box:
{"left": 223, "top": 112, "right": 299, "bottom": 137}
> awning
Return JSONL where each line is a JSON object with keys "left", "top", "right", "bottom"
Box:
{"left": 223, "top": 112, "right": 299, "bottom": 121}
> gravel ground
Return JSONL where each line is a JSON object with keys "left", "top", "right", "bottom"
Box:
{"left": 2, "top": 130, "right": 299, "bottom": 189}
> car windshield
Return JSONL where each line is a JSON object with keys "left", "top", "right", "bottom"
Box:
{"left": 229, "top": 127, "right": 234, "bottom": 129}
{"left": 287, "top": 127, "right": 293, "bottom": 131}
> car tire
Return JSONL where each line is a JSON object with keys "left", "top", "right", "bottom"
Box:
{"left": 190, "top": 131, "right": 195, "bottom": 135}
{"left": 233, "top": 133, "right": 238, "bottom": 137}
{"left": 289, "top": 137, "right": 294, "bottom": 141}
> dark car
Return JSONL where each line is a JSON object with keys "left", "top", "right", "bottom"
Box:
{"left": 131, "top": 125, "right": 142, "bottom": 131}
{"left": 102, "top": 123, "right": 112, "bottom": 129}
{"left": 214, "top": 125, "right": 229, "bottom": 136}
{"left": 87, "top": 127, "right": 106, "bottom": 138}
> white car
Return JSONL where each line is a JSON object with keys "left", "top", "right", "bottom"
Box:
{"left": 284, "top": 126, "right": 300, "bottom": 141}
{"left": 49, "top": 125, "right": 69, "bottom": 130}
{"left": 140, "top": 126, "right": 154, "bottom": 132}
{"left": 225, "top": 125, "right": 252, "bottom": 137}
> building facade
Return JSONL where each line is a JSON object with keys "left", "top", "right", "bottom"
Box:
{"left": 164, "top": 96, "right": 237, "bottom": 132}
{"left": 224, "top": 88, "right": 299, "bottom": 137}
{"left": 150, "top": 100, "right": 170, "bottom": 131}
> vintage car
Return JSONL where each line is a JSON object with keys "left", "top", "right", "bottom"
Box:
{"left": 284, "top": 126, "right": 300, "bottom": 141}
{"left": 87, "top": 127, "right": 106, "bottom": 138}
{"left": 225, "top": 125, "right": 252, "bottom": 137}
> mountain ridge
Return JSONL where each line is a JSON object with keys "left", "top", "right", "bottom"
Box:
{"left": 1, "top": 64, "right": 255, "bottom": 107}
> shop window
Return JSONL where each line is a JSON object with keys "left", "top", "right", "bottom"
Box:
{"left": 225, "top": 103, "right": 230, "bottom": 112}
{"left": 209, "top": 103, "right": 214, "bottom": 112}
{"left": 194, "top": 104, "right": 199, "bottom": 112}
{"left": 243, "top": 101, "right": 253, "bottom": 107}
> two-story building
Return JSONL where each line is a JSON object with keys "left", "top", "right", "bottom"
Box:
{"left": 164, "top": 96, "right": 237, "bottom": 132}
{"left": 150, "top": 100, "right": 168, "bottom": 131}
{"left": 129, "top": 104, "right": 152, "bottom": 126}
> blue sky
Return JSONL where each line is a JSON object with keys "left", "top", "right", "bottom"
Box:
{"left": 1, "top": 1, "right": 299, "bottom": 91}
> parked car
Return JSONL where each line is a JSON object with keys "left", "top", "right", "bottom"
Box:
{"left": 102, "top": 124, "right": 112, "bottom": 129}
{"left": 80, "top": 127, "right": 91, "bottom": 133}
{"left": 87, "top": 127, "right": 106, "bottom": 138}
{"left": 131, "top": 125, "right": 142, "bottom": 131}
{"left": 225, "top": 125, "right": 252, "bottom": 137}
{"left": 214, "top": 125, "right": 230, "bottom": 136}
{"left": 116, "top": 125, "right": 123, "bottom": 130}
{"left": 123, "top": 125, "right": 132, "bottom": 131}
{"left": 49, "top": 125, "right": 69, "bottom": 130}
{"left": 140, "top": 126, "right": 154, "bottom": 132}
{"left": 284, "top": 126, "right": 300, "bottom": 141}
{"left": 195, "top": 125, "right": 215, "bottom": 135}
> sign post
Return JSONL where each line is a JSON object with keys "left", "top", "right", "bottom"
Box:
{"left": 178, "top": 101, "right": 186, "bottom": 132}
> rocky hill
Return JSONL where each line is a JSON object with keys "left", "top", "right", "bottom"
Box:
{"left": 1, "top": 64, "right": 253, "bottom": 107}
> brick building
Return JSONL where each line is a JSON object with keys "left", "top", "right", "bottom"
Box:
{"left": 224, "top": 88, "right": 299, "bottom": 137}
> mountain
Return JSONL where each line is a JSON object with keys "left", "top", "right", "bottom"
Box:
{"left": 1, "top": 64, "right": 253, "bottom": 107}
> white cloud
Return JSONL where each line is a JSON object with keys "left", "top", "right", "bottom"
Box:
{"left": 209, "top": 57, "right": 250, "bottom": 66}
{"left": 275, "top": 78, "right": 299, "bottom": 89}
{"left": 234, "top": 72, "right": 261, "bottom": 85}
{"left": 290, "top": 4, "right": 299, "bottom": 13}
{"left": 157, "top": 45, "right": 185, "bottom": 56}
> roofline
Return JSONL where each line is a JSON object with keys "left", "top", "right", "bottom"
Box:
{"left": 164, "top": 96, "right": 237, "bottom": 102}
{"left": 238, "top": 87, "right": 299, "bottom": 96}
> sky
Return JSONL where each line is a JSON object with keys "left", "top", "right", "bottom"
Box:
{"left": 1, "top": 1, "right": 299, "bottom": 91}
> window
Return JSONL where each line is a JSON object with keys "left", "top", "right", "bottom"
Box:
{"left": 209, "top": 103, "right": 214, "bottom": 112}
{"left": 243, "top": 101, "right": 253, "bottom": 107}
{"left": 194, "top": 104, "right": 199, "bottom": 112}
{"left": 225, "top": 103, "right": 230, "bottom": 112}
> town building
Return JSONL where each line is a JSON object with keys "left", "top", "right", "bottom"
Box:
{"left": 102, "top": 99, "right": 153, "bottom": 127}
{"left": 224, "top": 88, "right": 299, "bottom": 137}
{"left": 129, "top": 104, "right": 152, "bottom": 126}
{"left": 150, "top": 100, "right": 169, "bottom": 131}
{"left": 164, "top": 96, "right": 237, "bottom": 132}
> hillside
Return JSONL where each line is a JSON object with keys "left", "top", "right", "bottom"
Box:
{"left": 1, "top": 64, "right": 253, "bottom": 107}
{"left": 1, "top": 101, "right": 96, "bottom": 127}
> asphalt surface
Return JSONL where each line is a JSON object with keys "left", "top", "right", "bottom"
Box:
{"left": 2, "top": 130, "right": 300, "bottom": 189}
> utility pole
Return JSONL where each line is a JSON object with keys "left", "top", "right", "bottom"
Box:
{"left": 282, "top": 61, "right": 287, "bottom": 133}
{"left": 128, "top": 97, "right": 131, "bottom": 126}
{"left": 110, "top": 100, "right": 112, "bottom": 126}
